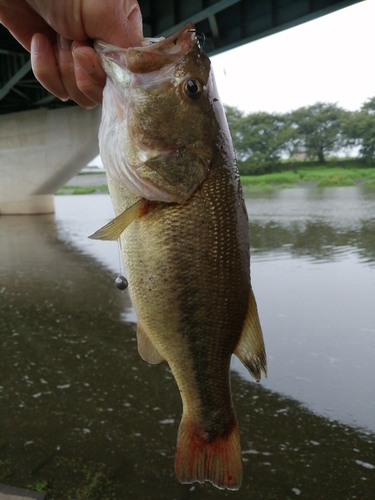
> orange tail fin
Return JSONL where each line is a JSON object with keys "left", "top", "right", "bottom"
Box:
{"left": 174, "top": 415, "right": 242, "bottom": 490}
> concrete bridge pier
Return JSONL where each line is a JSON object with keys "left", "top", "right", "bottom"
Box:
{"left": 0, "top": 106, "right": 101, "bottom": 215}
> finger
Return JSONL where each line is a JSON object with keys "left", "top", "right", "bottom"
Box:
{"left": 106, "top": 0, "right": 143, "bottom": 46}
{"left": 0, "top": 1, "right": 55, "bottom": 51}
{"left": 56, "top": 35, "right": 96, "bottom": 108}
{"left": 123, "top": 0, "right": 144, "bottom": 44}
{"left": 72, "top": 42, "right": 106, "bottom": 105}
{"left": 24, "top": 0, "right": 143, "bottom": 46}
{"left": 79, "top": 0, "right": 143, "bottom": 46}
{"left": 30, "top": 33, "right": 69, "bottom": 101}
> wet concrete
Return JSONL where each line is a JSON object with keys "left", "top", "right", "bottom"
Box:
{"left": 0, "top": 483, "right": 45, "bottom": 500}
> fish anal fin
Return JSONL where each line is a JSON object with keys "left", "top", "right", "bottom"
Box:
{"left": 175, "top": 414, "right": 242, "bottom": 491}
{"left": 234, "top": 288, "right": 267, "bottom": 382}
{"left": 88, "top": 198, "right": 144, "bottom": 240}
{"left": 136, "top": 323, "right": 164, "bottom": 364}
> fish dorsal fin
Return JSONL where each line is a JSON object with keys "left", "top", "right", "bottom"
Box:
{"left": 234, "top": 288, "right": 267, "bottom": 382}
{"left": 137, "top": 323, "right": 165, "bottom": 364}
{"left": 88, "top": 198, "right": 143, "bottom": 240}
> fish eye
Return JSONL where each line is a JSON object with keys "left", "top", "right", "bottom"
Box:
{"left": 183, "top": 78, "right": 203, "bottom": 100}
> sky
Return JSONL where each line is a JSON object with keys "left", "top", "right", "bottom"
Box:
{"left": 211, "top": 0, "right": 375, "bottom": 114}
{"left": 89, "top": 0, "right": 375, "bottom": 167}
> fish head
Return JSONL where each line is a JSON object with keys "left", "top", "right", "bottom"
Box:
{"left": 96, "top": 24, "right": 220, "bottom": 203}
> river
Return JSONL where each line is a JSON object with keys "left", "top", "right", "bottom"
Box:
{"left": 0, "top": 185, "right": 374, "bottom": 499}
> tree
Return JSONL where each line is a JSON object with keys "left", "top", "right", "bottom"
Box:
{"left": 225, "top": 105, "right": 246, "bottom": 159}
{"left": 343, "top": 97, "right": 375, "bottom": 163}
{"left": 225, "top": 105, "right": 291, "bottom": 174}
{"left": 289, "top": 102, "right": 346, "bottom": 163}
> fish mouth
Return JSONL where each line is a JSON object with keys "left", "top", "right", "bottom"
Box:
{"left": 95, "top": 23, "right": 199, "bottom": 74}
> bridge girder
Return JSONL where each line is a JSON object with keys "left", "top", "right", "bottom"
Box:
{"left": 0, "top": 0, "right": 364, "bottom": 115}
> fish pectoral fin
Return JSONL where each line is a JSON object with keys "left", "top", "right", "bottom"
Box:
{"left": 88, "top": 198, "right": 144, "bottom": 240}
{"left": 234, "top": 288, "right": 267, "bottom": 382}
{"left": 136, "top": 323, "right": 165, "bottom": 364}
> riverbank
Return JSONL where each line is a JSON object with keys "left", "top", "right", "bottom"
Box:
{"left": 56, "top": 166, "right": 375, "bottom": 194}
{"left": 57, "top": 172, "right": 108, "bottom": 195}
{"left": 241, "top": 166, "right": 375, "bottom": 190}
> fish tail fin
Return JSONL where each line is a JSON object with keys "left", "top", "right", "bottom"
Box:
{"left": 174, "top": 415, "right": 242, "bottom": 490}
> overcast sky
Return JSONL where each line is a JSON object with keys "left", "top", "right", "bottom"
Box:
{"left": 211, "top": 0, "right": 375, "bottom": 114}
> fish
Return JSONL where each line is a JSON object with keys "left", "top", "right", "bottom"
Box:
{"left": 90, "top": 23, "right": 267, "bottom": 491}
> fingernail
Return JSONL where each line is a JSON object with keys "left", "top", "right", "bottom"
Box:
{"left": 72, "top": 46, "right": 82, "bottom": 59}
{"left": 58, "top": 34, "right": 72, "bottom": 51}
{"left": 72, "top": 46, "right": 87, "bottom": 59}
{"left": 31, "top": 34, "right": 46, "bottom": 55}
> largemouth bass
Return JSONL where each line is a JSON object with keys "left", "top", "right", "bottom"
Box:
{"left": 90, "top": 23, "right": 266, "bottom": 491}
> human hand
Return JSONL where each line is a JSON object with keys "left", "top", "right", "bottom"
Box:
{"left": 0, "top": 0, "right": 142, "bottom": 108}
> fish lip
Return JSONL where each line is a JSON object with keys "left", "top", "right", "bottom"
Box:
{"left": 95, "top": 22, "right": 195, "bottom": 54}
{"left": 137, "top": 22, "right": 196, "bottom": 52}
{"left": 95, "top": 23, "right": 198, "bottom": 73}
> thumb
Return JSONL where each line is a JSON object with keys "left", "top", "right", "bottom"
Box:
{"left": 86, "top": 0, "right": 143, "bottom": 48}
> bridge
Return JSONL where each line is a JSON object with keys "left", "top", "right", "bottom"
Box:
{"left": 0, "top": 0, "right": 363, "bottom": 213}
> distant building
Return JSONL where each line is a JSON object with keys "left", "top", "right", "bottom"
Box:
{"left": 293, "top": 146, "right": 307, "bottom": 159}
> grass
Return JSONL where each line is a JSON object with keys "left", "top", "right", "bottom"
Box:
{"left": 41, "top": 458, "right": 117, "bottom": 500}
{"left": 0, "top": 457, "right": 12, "bottom": 481}
{"left": 27, "top": 479, "right": 49, "bottom": 492}
{"left": 55, "top": 166, "right": 375, "bottom": 195}
{"left": 241, "top": 171, "right": 299, "bottom": 185}
{"left": 241, "top": 166, "right": 375, "bottom": 190}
